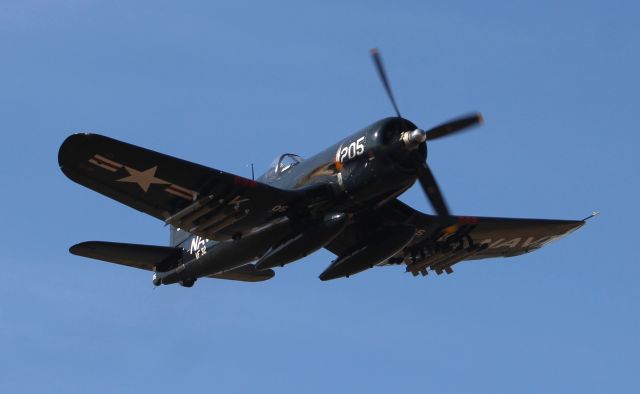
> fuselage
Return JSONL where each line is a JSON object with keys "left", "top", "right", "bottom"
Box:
{"left": 262, "top": 117, "right": 422, "bottom": 205}
{"left": 155, "top": 117, "right": 425, "bottom": 285}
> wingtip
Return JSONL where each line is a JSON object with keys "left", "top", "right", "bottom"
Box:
{"left": 58, "top": 133, "right": 91, "bottom": 168}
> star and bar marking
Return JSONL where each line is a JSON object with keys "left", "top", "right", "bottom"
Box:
{"left": 117, "top": 166, "right": 169, "bottom": 192}
{"left": 88, "top": 154, "right": 198, "bottom": 201}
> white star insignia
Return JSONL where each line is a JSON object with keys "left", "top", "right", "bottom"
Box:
{"left": 116, "top": 166, "right": 169, "bottom": 192}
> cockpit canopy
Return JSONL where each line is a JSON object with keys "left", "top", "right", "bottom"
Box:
{"left": 260, "top": 153, "right": 304, "bottom": 180}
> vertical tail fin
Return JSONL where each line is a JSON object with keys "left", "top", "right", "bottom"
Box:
{"left": 170, "top": 225, "right": 193, "bottom": 248}
{"left": 170, "top": 225, "right": 219, "bottom": 258}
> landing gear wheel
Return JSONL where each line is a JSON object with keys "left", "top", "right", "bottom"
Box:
{"left": 180, "top": 278, "right": 196, "bottom": 288}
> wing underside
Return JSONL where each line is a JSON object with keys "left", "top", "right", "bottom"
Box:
{"left": 325, "top": 199, "right": 585, "bottom": 276}
{"left": 59, "top": 133, "right": 292, "bottom": 241}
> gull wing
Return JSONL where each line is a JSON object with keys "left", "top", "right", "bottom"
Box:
{"left": 59, "top": 133, "right": 293, "bottom": 240}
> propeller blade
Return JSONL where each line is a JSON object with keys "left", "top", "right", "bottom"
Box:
{"left": 370, "top": 48, "right": 401, "bottom": 118}
{"left": 415, "top": 159, "right": 451, "bottom": 217}
{"left": 425, "top": 112, "right": 483, "bottom": 141}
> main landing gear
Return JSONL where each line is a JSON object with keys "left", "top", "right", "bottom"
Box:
{"left": 179, "top": 278, "right": 197, "bottom": 288}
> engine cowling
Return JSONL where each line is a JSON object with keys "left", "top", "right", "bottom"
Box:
{"left": 255, "top": 213, "right": 348, "bottom": 270}
{"left": 319, "top": 224, "right": 415, "bottom": 281}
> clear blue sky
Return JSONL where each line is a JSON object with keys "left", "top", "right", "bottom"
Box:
{"left": 1, "top": 1, "right": 638, "bottom": 392}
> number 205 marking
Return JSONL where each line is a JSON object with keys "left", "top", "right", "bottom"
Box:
{"left": 338, "top": 136, "right": 365, "bottom": 163}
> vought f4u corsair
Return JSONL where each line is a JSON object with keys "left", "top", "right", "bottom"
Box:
{"left": 59, "top": 49, "right": 588, "bottom": 287}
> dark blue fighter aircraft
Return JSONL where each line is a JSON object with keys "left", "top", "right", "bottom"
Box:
{"left": 58, "top": 49, "right": 588, "bottom": 287}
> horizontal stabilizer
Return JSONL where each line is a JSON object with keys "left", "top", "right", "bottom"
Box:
{"left": 208, "top": 264, "right": 275, "bottom": 282}
{"left": 71, "top": 241, "right": 274, "bottom": 282}
{"left": 69, "top": 241, "right": 181, "bottom": 272}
